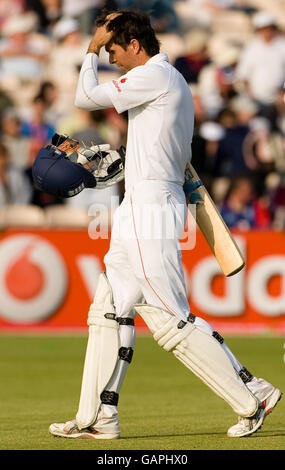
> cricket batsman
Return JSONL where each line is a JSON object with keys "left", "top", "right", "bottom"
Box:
{"left": 36, "top": 10, "right": 281, "bottom": 439}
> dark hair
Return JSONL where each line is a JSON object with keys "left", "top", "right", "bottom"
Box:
{"left": 96, "top": 9, "right": 160, "bottom": 56}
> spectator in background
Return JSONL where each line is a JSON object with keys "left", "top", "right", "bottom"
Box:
{"left": 243, "top": 117, "right": 280, "bottom": 175}
{"left": 220, "top": 176, "right": 271, "bottom": 229}
{"left": 0, "top": 142, "right": 32, "bottom": 206}
{"left": 0, "top": 0, "right": 26, "bottom": 29}
{"left": 21, "top": 96, "right": 64, "bottom": 206}
{"left": 190, "top": 85, "right": 207, "bottom": 128}
{"left": 1, "top": 108, "right": 30, "bottom": 170}
{"left": 198, "top": 45, "right": 241, "bottom": 119}
{"left": 181, "top": 0, "right": 246, "bottom": 28}
{"left": 102, "top": 109, "right": 129, "bottom": 148}
{"left": 174, "top": 29, "right": 210, "bottom": 84}
{"left": 275, "top": 85, "right": 285, "bottom": 136}
{"left": 58, "top": 106, "right": 128, "bottom": 149}
{"left": 25, "top": 0, "right": 62, "bottom": 33}
{"left": 118, "top": 0, "right": 179, "bottom": 32}
{"left": 213, "top": 109, "right": 248, "bottom": 177}
{"left": 61, "top": 0, "right": 119, "bottom": 35}
{"left": 0, "top": 12, "right": 51, "bottom": 111}
{"left": 232, "top": 97, "right": 282, "bottom": 192}
{"left": 0, "top": 86, "right": 14, "bottom": 117}
{"left": 0, "top": 12, "right": 49, "bottom": 81}
{"left": 191, "top": 120, "right": 225, "bottom": 191}
{"left": 36, "top": 80, "right": 62, "bottom": 126}
{"left": 269, "top": 175, "right": 285, "bottom": 229}
{"left": 213, "top": 97, "right": 258, "bottom": 178}
{"left": 235, "top": 11, "right": 285, "bottom": 124}
{"left": 19, "top": 92, "right": 56, "bottom": 208}
{"left": 20, "top": 94, "right": 55, "bottom": 165}
{"left": 56, "top": 108, "right": 103, "bottom": 143}
{"left": 46, "top": 16, "right": 91, "bottom": 115}
{"left": 243, "top": 115, "right": 285, "bottom": 216}
{"left": 230, "top": 95, "right": 259, "bottom": 127}
{"left": 71, "top": 110, "right": 107, "bottom": 146}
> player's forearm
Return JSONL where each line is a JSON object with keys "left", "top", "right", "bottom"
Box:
{"left": 75, "top": 53, "right": 99, "bottom": 109}
{"left": 74, "top": 53, "right": 112, "bottom": 110}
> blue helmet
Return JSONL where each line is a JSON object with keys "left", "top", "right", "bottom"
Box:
{"left": 32, "top": 146, "right": 96, "bottom": 197}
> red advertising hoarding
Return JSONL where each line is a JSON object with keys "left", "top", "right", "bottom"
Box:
{"left": 0, "top": 229, "right": 284, "bottom": 333}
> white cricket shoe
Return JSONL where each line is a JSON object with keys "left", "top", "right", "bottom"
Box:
{"left": 227, "top": 378, "right": 282, "bottom": 438}
{"left": 49, "top": 420, "right": 120, "bottom": 440}
{"left": 227, "top": 402, "right": 265, "bottom": 437}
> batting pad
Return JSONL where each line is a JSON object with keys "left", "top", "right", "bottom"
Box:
{"left": 135, "top": 305, "right": 258, "bottom": 417}
{"left": 76, "top": 273, "right": 119, "bottom": 429}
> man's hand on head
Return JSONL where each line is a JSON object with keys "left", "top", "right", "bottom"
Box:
{"left": 87, "top": 24, "right": 113, "bottom": 55}
{"left": 87, "top": 12, "right": 121, "bottom": 55}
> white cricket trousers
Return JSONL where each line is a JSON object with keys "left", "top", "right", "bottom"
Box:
{"left": 105, "top": 180, "right": 190, "bottom": 320}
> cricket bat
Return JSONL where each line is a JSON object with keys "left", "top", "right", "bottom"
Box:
{"left": 184, "top": 163, "right": 245, "bottom": 276}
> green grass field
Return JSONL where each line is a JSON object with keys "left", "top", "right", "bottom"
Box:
{"left": 0, "top": 333, "right": 284, "bottom": 450}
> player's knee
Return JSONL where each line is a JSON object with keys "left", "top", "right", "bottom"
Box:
{"left": 87, "top": 272, "right": 115, "bottom": 326}
{"left": 190, "top": 315, "right": 214, "bottom": 336}
{"left": 87, "top": 271, "right": 136, "bottom": 341}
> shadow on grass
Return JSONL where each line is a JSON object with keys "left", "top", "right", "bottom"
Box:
{"left": 120, "top": 431, "right": 226, "bottom": 440}
{"left": 251, "top": 430, "right": 285, "bottom": 438}
{"left": 120, "top": 429, "right": 285, "bottom": 440}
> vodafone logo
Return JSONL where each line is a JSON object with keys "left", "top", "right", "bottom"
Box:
{"left": 185, "top": 236, "right": 285, "bottom": 318}
{"left": 0, "top": 235, "right": 67, "bottom": 324}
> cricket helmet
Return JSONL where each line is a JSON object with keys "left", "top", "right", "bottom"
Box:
{"left": 32, "top": 145, "right": 96, "bottom": 197}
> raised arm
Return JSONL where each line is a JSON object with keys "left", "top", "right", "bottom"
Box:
{"left": 74, "top": 19, "right": 115, "bottom": 110}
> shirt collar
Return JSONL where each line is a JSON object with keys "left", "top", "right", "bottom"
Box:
{"left": 145, "top": 53, "right": 169, "bottom": 65}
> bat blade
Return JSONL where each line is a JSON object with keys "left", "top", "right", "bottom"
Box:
{"left": 184, "top": 163, "right": 245, "bottom": 276}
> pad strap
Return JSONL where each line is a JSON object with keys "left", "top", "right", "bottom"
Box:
{"left": 119, "top": 347, "right": 134, "bottom": 364}
{"left": 239, "top": 367, "right": 253, "bottom": 384}
{"left": 117, "top": 318, "right": 135, "bottom": 325}
{"left": 100, "top": 391, "right": 119, "bottom": 406}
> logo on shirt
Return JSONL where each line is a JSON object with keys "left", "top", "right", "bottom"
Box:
{"left": 112, "top": 78, "right": 128, "bottom": 92}
{"left": 112, "top": 80, "right": 122, "bottom": 92}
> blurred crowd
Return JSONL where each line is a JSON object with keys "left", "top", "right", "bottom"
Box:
{"left": 0, "top": 0, "right": 284, "bottom": 230}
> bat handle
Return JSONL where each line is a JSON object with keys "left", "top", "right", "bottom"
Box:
{"left": 183, "top": 180, "right": 203, "bottom": 204}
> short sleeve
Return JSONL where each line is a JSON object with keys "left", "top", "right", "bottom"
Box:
{"left": 103, "top": 64, "right": 169, "bottom": 114}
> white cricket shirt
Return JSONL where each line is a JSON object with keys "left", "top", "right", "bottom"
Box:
{"left": 75, "top": 52, "right": 194, "bottom": 190}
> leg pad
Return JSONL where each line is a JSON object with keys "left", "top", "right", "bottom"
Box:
{"left": 134, "top": 304, "right": 258, "bottom": 417}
